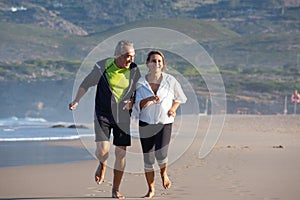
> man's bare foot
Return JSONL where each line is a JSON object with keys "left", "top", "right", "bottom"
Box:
{"left": 143, "top": 189, "right": 155, "bottom": 199}
{"left": 112, "top": 190, "right": 125, "bottom": 199}
{"left": 162, "top": 175, "right": 171, "bottom": 189}
{"left": 95, "top": 163, "right": 105, "bottom": 184}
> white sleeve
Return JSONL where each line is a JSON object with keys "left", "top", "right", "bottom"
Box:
{"left": 174, "top": 79, "right": 187, "bottom": 103}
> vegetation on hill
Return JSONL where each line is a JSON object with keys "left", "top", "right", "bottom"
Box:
{"left": 1, "top": 0, "right": 298, "bottom": 35}
{"left": 0, "top": 59, "right": 81, "bottom": 81}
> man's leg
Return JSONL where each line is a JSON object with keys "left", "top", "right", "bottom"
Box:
{"left": 95, "top": 141, "right": 110, "bottom": 184}
{"left": 112, "top": 146, "right": 126, "bottom": 199}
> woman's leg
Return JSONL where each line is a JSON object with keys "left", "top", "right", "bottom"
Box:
{"left": 155, "top": 123, "right": 172, "bottom": 189}
{"left": 159, "top": 162, "right": 171, "bottom": 189}
{"left": 139, "top": 121, "right": 156, "bottom": 198}
{"left": 144, "top": 169, "right": 155, "bottom": 198}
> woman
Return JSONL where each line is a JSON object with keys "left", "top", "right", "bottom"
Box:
{"left": 134, "top": 50, "right": 187, "bottom": 198}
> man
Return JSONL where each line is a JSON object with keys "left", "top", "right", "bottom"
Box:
{"left": 69, "top": 40, "right": 141, "bottom": 199}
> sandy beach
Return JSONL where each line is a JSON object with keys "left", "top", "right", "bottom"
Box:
{"left": 1, "top": 115, "right": 300, "bottom": 200}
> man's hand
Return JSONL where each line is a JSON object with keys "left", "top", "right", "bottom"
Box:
{"left": 69, "top": 101, "right": 78, "bottom": 110}
{"left": 123, "top": 99, "right": 133, "bottom": 110}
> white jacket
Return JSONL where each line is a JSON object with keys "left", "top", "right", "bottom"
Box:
{"left": 134, "top": 72, "right": 187, "bottom": 124}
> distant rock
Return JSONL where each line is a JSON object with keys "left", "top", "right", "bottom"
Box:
{"left": 67, "top": 124, "right": 89, "bottom": 129}
{"left": 51, "top": 124, "right": 66, "bottom": 128}
{"left": 50, "top": 124, "right": 89, "bottom": 129}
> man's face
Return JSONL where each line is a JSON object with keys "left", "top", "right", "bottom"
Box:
{"left": 116, "top": 45, "right": 135, "bottom": 69}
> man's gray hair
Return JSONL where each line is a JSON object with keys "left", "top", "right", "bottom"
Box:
{"left": 114, "top": 40, "right": 134, "bottom": 56}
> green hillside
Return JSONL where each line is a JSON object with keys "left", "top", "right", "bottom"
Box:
{"left": 205, "top": 32, "right": 300, "bottom": 69}
{"left": 91, "top": 18, "right": 240, "bottom": 42}
{"left": 1, "top": 18, "right": 299, "bottom": 98}
{"left": 0, "top": 18, "right": 240, "bottom": 63}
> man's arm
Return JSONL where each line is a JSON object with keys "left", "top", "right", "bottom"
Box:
{"left": 69, "top": 87, "right": 87, "bottom": 110}
{"left": 69, "top": 63, "right": 103, "bottom": 110}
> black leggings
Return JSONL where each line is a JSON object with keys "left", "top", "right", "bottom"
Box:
{"left": 139, "top": 121, "right": 172, "bottom": 170}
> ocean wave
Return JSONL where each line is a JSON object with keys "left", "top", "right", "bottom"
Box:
{"left": 0, "top": 121, "right": 94, "bottom": 142}
{"left": 24, "top": 117, "right": 47, "bottom": 122}
{"left": 0, "top": 135, "right": 82, "bottom": 142}
{"left": 0, "top": 116, "right": 49, "bottom": 126}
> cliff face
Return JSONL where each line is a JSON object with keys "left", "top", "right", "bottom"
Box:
{"left": 35, "top": 11, "right": 88, "bottom": 36}
{"left": 1, "top": 3, "right": 88, "bottom": 36}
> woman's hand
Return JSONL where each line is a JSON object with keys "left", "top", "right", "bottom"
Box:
{"left": 140, "top": 96, "right": 160, "bottom": 109}
{"left": 168, "top": 109, "right": 176, "bottom": 117}
{"left": 168, "top": 102, "right": 181, "bottom": 117}
{"left": 149, "top": 96, "right": 160, "bottom": 103}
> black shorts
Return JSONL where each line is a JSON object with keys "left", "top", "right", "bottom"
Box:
{"left": 94, "top": 117, "right": 131, "bottom": 146}
{"left": 138, "top": 121, "right": 172, "bottom": 154}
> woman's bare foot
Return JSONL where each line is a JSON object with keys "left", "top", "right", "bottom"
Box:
{"left": 112, "top": 190, "right": 125, "bottom": 199}
{"left": 161, "top": 175, "right": 171, "bottom": 189}
{"left": 95, "top": 163, "right": 105, "bottom": 184}
{"left": 143, "top": 189, "right": 155, "bottom": 199}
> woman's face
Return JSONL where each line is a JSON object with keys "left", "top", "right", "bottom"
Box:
{"left": 147, "top": 54, "right": 164, "bottom": 73}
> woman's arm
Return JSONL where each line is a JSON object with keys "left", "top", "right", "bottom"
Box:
{"left": 139, "top": 96, "right": 160, "bottom": 109}
{"left": 168, "top": 101, "right": 181, "bottom": 117}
